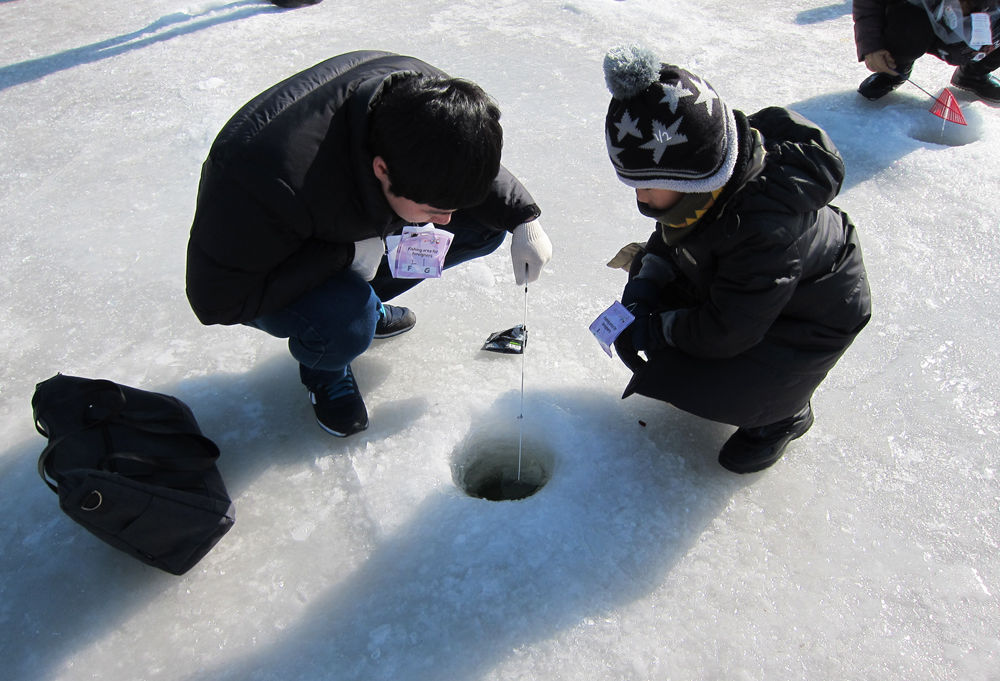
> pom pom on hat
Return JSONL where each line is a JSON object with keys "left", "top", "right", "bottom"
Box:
{"left": 604, "top": 45, "right": 660, "bottom": 100}
{"left": 603, "top": 45, "right": 739, "bottom": 194}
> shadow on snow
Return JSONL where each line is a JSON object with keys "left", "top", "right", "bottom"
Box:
{"left": 0, "top": 1, "right": 279, "bottom": 92}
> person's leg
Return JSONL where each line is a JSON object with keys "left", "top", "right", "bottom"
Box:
{"left": 370, "top": 214, "right": 507, "bottom": 302}
{"left": 858, "top": 0, "right": 935, "bottom": 99}
{"left": 881, "top": 0, "right": 937, "bottom": 69}
{"left": 951, "top": 49, "right": 1000, "bottom": 103}
{"left": 964, "top": 48, "right": 1000, "bottom": 77}
{"left": 622, "top": 344, "right": 830, "bottom": 473}
{"left": 247, "top": 269, "right": 379, "bottom": 435}
{"left": 249, "top": 269, "right": 379, "bottom": 384}
{"left": 623, "top": 346, "right": 818, "bottom": 428}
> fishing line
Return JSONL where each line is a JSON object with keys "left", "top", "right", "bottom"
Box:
{"left": 517, "top": 263, "right": 528, "bottom": 480}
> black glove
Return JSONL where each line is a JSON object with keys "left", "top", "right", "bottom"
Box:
{"left": 628, "top": 311, "right": 668, "bottom": 352}
{"left": 613, "top": 324, "right": 645, "bottom": 372}
{"left": 634, "top": 252, "right": 678, "bottom": 285}
{"left": 616, "top": 252, "right": 676, "bottom": 369}
{"left": 621, "top": 265, "right": 672, "bottom": 353}
{"left": 621, "top": 276, "right": 659, "bottom": 318}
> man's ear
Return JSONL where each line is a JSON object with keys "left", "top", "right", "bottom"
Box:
{"left": 372, "top": 156, "right": 390, "bottom": 184}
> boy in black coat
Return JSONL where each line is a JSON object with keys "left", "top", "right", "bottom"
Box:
{"left": 186, "top": 51, "right": 552, "bottom": 437}
{"left": 603, "top": 46, "right": 871, "bottom": 473}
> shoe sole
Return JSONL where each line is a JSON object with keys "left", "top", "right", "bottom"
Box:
{"left": 315, "top": 417, "right": 368, "bottom": 437}
{"left": 858, "top": 83, "right": 905, "bottom": 101}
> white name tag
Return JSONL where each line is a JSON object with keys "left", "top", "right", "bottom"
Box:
{"left": 589, "top": 300, "right": 635, "bottom": 357}
{"left": 970, "top": 13, "right": 992, "bottom": 49}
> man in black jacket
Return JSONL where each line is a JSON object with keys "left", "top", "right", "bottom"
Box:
{"left": 602, "top": 45, "right": 871, "bottom": 473}
{"left": 187, "top": 51, "right": 552, "bottom": 437}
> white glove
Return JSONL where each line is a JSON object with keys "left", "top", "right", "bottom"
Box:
{"left": 510, "top": 221, "right": 552, "bottom": 285}
{"left": 350, "top": 236, "right": 385, "bottom": 281}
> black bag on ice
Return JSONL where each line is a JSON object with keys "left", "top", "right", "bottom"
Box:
{"left": 31, "top": 374, "right": 235, "bottom": 575}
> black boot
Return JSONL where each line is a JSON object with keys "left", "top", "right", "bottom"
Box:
{"left": 950, "top": 65, "right": 1000, "bottom": 103}
{"left": 718, "top": 403, "right": 814, "bottom": 474}
{"left": 270, "top": 0, "right": 322, "bottom": 7}
{"left": 858, "top": 68, "right": 910, "bottom": 100}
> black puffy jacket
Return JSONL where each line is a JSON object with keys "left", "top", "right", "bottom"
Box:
{"left": 647, "top": 107, "right": 871, "bottom": 369}
{"left": 186, "top": 51, "right": 540, "bottom": 325}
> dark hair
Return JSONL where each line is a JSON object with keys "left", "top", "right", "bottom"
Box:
{"left": 369, "top": 75, "right": 503, "bottom": 209}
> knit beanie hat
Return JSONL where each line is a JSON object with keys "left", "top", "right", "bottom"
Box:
{"left": 603, "top": 45, "right": 738, "bottom": 193}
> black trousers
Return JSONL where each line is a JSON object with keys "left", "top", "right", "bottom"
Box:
{"left": 883, "top": 0, "right": 1000, "bottom": 74}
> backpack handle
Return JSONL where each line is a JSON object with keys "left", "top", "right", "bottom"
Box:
{"left": 34, "top": 377, "right": 220, "bottom": 492}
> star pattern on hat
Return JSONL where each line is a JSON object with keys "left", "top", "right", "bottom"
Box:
{"left": 689, "top": 75, "right": 718, "bottom": 116}
{"left": 658, "top": 81, "right": 693, "bottom": 114}
{"left": 638, "top": 117, "right": 687, "bottom": 164}
{"left": 605, "top": 128, "right": 626, "bottom": 165}
{"left": 614, "top": 109, "right": 642, "bottom": 142}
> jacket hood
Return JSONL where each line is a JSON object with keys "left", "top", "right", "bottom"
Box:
{"left": 740, "top": 106, "right": 845, "bottom": 214}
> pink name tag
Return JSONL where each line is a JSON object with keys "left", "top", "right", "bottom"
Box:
{"left": 387, "top": 225, "right": 454, "bottom": 279}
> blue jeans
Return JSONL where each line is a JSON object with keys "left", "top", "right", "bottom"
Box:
{"left": 247, "top": 215, "right": 506, "bottom": 388}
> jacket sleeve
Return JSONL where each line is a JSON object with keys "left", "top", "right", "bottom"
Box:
{"left": 185, "top": 162, "right": 354, "bottom": 326}
{"left": 667, "top": 216, "right": 804, "bottom": 359}
{"left": 463, "top": 164, "right": 541, "bottom": 232}
{"left": 853, "top": 0, "right": 888, "bottom": 61}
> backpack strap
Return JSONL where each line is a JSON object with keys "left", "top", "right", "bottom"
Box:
{"left": 37, "top": 434, "right": 68, "bottom": 493}
{"left": 102, "top": 445, "right": 219, "bottom": 474}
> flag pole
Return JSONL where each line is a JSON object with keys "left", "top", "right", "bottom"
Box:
{"left": 905, "top": 77, "right": 937, "bottom": 100}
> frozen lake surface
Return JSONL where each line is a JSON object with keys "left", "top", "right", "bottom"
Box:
{"left": 1, "top": 1, "right": 998, "bottom": 679}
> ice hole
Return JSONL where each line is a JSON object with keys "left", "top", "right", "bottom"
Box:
{"left": 453, "top": 435, "right": 554, "bottom": 501}
{"left": 907, "top": 105, "right": 984, "bottom": 146}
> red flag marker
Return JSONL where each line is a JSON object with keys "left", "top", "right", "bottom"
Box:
{"left": 906, "top": 78, "right": 967, "bottom": 125}
{"left": 929, "top": 88, "right": 967, "bottom": 126}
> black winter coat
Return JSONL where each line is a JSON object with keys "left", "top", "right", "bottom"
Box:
{"left": 186, "top": 51, "right": 540, "bottom": 325}
{"left": 625, "top": 107, "right": 871, "bottom": 427}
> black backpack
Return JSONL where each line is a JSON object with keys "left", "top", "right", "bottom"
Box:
{"left": 32, "top": 374, "right": 235, "bottom": 575}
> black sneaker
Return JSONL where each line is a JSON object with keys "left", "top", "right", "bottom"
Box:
{"left": 718, "top": 403, "right": 814, "bottom": 474}
{"left": 858, "top": 71, "right": 909, "bottom": 100}
{"left": 308, "top": 366, "right": 368, "bottom": 437}
{"left": 950, "top": 66, "right": 1000, "bottom": 103}
{"left": 374, "top": 303, "right": 416, "bottom": 339}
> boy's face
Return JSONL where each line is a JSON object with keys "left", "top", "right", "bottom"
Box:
{"left": 635, "top": 187, "right": 684, "bottom": 212}
{"left": 372, "top": 156, "right": 456, "bottom": 225}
